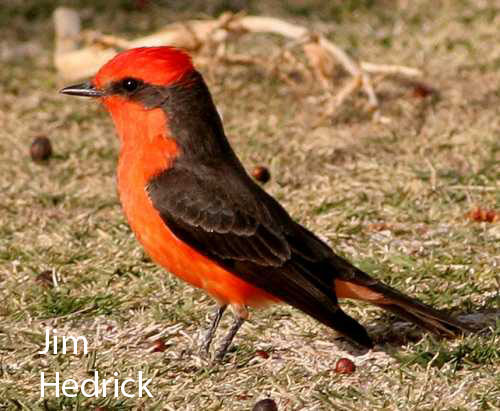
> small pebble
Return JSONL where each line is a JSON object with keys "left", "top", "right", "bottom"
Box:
{"left": 151, "top": 338, "right": 167, "bottom": 352}
{"left": 252, "top": 398, "right": 278, "bottom": 411}
{"left": 30, "top": 136, "right": 52, "bottom": 162}
{"left": 34, "top": 270, "right": 53, "bottom": 288}
{"left": 412, "top": 83, "right": 435, "bottom": 98}
{"left": 255, "top": 350, "right": 270, "bottom": 359}
{"left": 335, "top": 357, "right": 356, "bottom": 374}
{"left": 252, "top": 166, "right": 270, "bottom": 183}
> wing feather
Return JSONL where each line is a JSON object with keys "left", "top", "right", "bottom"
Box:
{"left": 146, "top": 166, "right": 291, "bottom": 266}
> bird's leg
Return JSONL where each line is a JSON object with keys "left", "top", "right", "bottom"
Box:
{"left": 214, "top": 315, "right": 245, "bottom": 361}
{"left": 200, "top": 304, "right": 227, "bottom": 354}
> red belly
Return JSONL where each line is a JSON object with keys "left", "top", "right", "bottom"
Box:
{"left": 116, "top": 131, "right": 277, "bottom": 308}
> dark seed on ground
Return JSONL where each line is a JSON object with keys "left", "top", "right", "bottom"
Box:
{"left": 252, "top": 398, "right": 278, "bottom": 411}
{"left": 30, "top": 136, "right": 52, "bottom": 162}
{"left": 335, "top": 357, "right": 355, "bottom": 374}
{"left": 252, "top": 166, "right": 270, "bottom": 183}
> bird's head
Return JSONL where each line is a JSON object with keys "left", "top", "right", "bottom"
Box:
{"left": 61, "top": 47, "right": 200, "bottom": 147}
{"left": 60, "top": 46, "right": 194, "bottom": 108}
{"left": 61, "top": 46, "right": 225, "bottom": 162}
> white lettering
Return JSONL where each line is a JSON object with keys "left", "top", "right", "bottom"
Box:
{"left": 38, "top": 329, "right": 51, "bottom": 354}
{"left": 61, "top": 378, "right": 78, "bottom": 397}
{"left": 114, "top": 373, "right": 119, "bottom": 397}
{"left": 138, "top": 371, "right": 153, "bottom": 398}
{"left": 101, "top": 377, "right": 111, "bottom": 397}
{"left": 81, "top": 371, "right": 99, "bottom": 397}
{"left": 40, "top": 372, "right": 59, "bottom": 397}
{"left": 53, "top": 330, "right": 57, "bottom": 354}
{"left": 121, "top": 378, "right": 136, "bottom": 398}
{"left": 62, "top": 335, "right": 88, "bottom": 354}
{"left": 39, "top": 369, "right": 154, "bottom": 398}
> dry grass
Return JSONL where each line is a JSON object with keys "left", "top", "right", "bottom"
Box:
{"left": 0, "top": 0, "right": 499, "bottom": 410}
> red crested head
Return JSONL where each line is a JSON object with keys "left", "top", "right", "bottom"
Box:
{"left": 94, "top": 46, "right": 194, "bottom": 89}
{"left": 60, "top": 47, "right": 196, "bottom": 149}
{"left": 60, "top": 45, "right": 222, "bottom": 164}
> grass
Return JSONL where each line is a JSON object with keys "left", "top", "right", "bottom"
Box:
{"left": 1, "top": 0, "right": 499, "bottom": 409}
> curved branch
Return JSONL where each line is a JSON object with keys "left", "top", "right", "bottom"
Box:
{"left": 54, "top": 8, "right": 422, "bottom": 118}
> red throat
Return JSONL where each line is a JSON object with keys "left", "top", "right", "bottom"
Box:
{"left": 104, "top": 97, "right": 178, "bottom": 184}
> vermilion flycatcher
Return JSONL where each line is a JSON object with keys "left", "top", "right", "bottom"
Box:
{"left": 61, "top": 47, "right": 469, "bottom": 360}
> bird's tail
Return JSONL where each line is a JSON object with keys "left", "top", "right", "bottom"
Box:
{"left": 334, "top": 273, "right": 472, "bottom": 337}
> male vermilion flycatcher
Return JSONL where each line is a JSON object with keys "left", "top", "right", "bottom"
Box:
{"left": 61, "top": 47, "right": 469, "bottom": 360}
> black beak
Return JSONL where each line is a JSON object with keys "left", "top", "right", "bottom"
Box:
{"left": 59, "top": 82, "right": 104, "bottom": 98}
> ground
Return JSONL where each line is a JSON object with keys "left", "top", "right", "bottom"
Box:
{"left": 0, "top": 0, "right": 499, "bottom": 410}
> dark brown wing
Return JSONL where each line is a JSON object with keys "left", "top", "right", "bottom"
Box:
{"left": 147, "top": 162, "right": 291, "bottom": 267}
{"left": 146, "top": 159, "right": 374, "bottom": 348}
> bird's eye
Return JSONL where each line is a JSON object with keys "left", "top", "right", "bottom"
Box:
{"left": 122, "top": 78, "right": 139, "bottom": 92}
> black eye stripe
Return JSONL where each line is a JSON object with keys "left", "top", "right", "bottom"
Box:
{"left": 106, "top": 77, "right": 169, "bottom": 107}
{"left": 122, "top": 77, "right": 139, "bottom": 92}
{"left": 108, "top": 77, "right": 143, "bottom": 95}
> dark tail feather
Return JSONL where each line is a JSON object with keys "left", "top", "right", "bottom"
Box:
{"left": 375, "top": 302, "right": 462, "bottom": 336}
{"left": 330, "top": 249, "right": 472, "bottom": 337}
{"left": 359, "top": 279, "right": 472, "bottom": 336}
{"left": 322, "top": 307, "right": 374, "bottom": 349}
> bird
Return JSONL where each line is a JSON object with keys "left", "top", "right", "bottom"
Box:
{"left": 61, "top": 46, "right": 470, "bottom": 360}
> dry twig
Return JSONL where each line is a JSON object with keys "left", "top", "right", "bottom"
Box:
{"left": 54, "top": 8, "right": 423, "bottom": 118}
